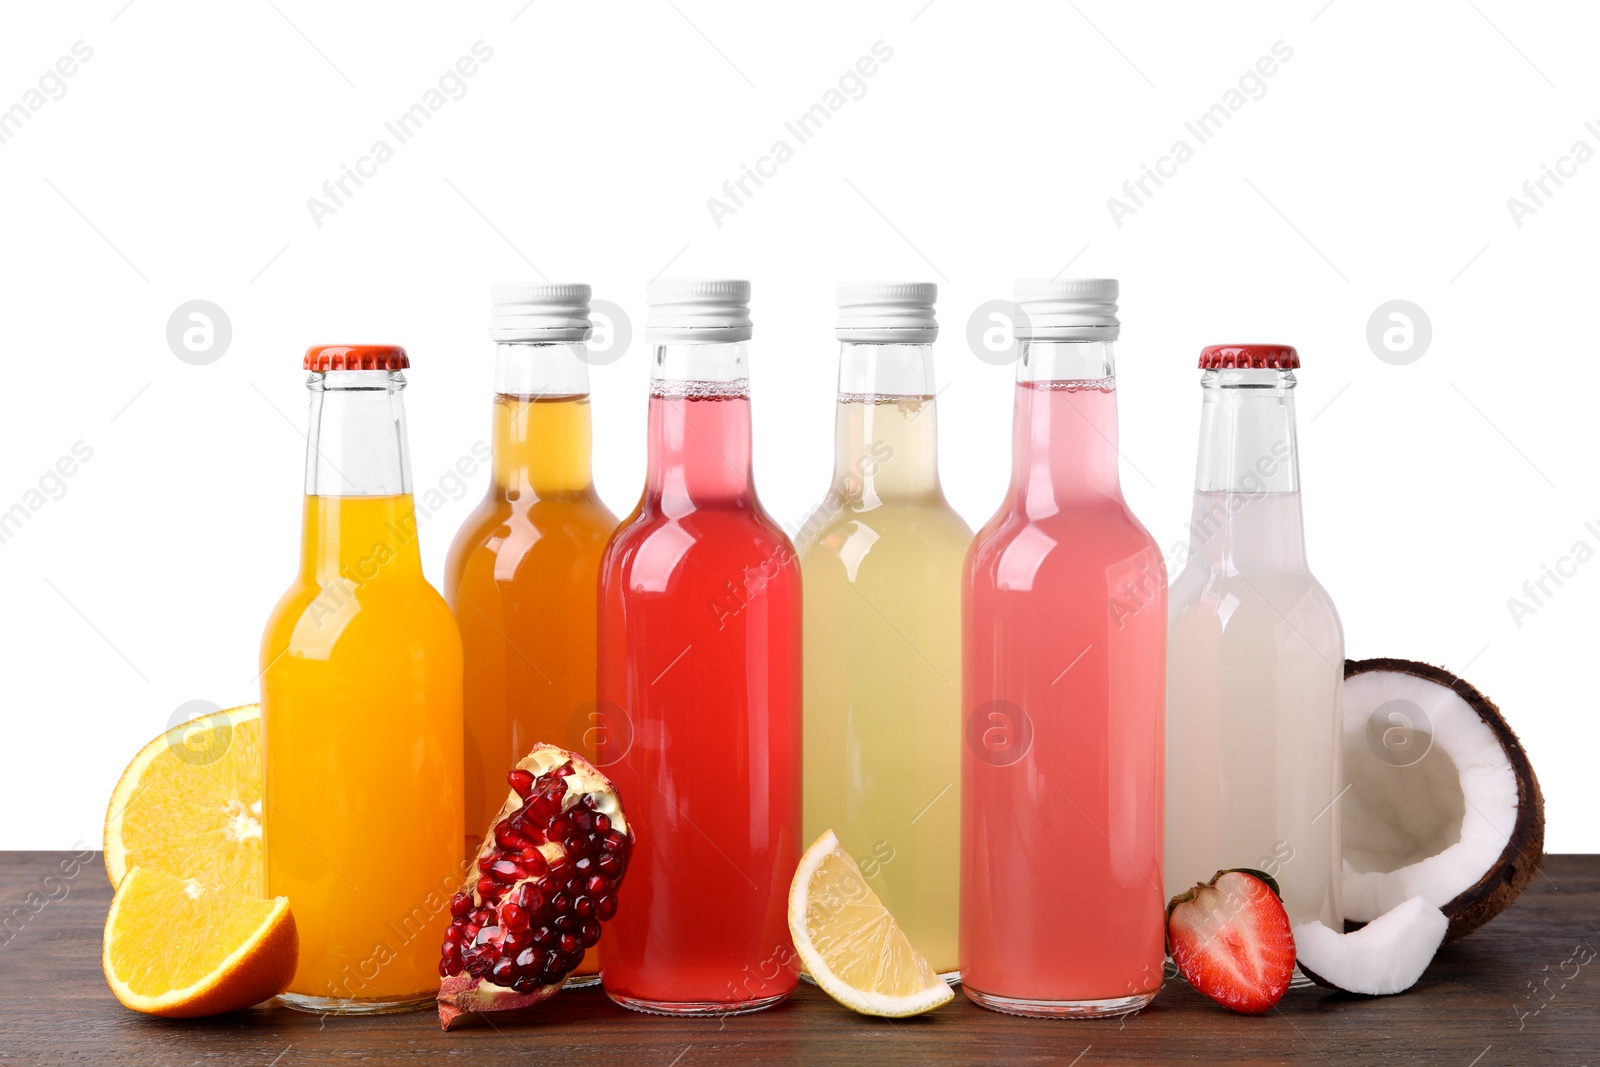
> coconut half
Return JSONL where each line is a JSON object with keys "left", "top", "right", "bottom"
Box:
{"left": 1341, "top": 658, "right": 1543, "bottom": 943}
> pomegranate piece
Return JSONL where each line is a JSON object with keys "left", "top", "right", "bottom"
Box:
{"left": 437, "top": 743, "right": 632, "bottom": 1030}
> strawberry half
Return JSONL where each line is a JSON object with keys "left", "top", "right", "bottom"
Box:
{"left": 1166, "top": 869, "right": 1295, "bottom": 1014}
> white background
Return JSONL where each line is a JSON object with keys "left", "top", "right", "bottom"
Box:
{"left": 1, "top": 1, "right": 1594, "bottom": 852}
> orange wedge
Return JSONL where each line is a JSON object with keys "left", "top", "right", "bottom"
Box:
{"left": 104, "top": 703, "right": 263, "bottom": 895}
{"left": 103, "top": 866, "right": 297, "bottom": 1017}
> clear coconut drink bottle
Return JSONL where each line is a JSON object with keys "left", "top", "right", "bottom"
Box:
{"left": 597, "top": 280, "right": 802, "bottom": 1015}
{"left": 261, "top": 345, "right": 465, "bottom": 1014}
{"left": 798, "top": 282, "right": 968, "bottom": 977}
{"left": 1165, "top": 345, "right": 1344, "bottom": 934}
{"left": 961, "top": 280, "right": 1166, "bottom": 1017}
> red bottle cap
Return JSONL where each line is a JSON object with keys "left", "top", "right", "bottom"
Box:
{"left": 304, "top": 344, "right": 410, "bottom": 371}
{"left": 1198, "top": 344, "right": 1299, "bottom": 369}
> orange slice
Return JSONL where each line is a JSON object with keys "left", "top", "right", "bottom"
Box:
{"left": 103, "top": 704, "right": 263, "bottom": 895}
{"left": 103, "top": 866, "right": 297, "bottom": 1017}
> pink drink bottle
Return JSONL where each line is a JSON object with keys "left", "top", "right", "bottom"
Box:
{"left": 961, "top": 279, "right": 1166, "bottom": 1017}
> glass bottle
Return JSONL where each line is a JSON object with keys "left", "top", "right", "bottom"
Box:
{"left": 446, "top": 284, "right": 618, "bottom": 849}
{"left": 597, "top": 280, "right": 802, "bottom": 1015}
{"left": 961, "top": 280, "right": 1166, "bottom": 1017}
{"left": 261, "top": 345, "right": 464, "bottom": 1013}
{"left": 445, "top": 285, "right": 619, "bottom": 984}
{"left": 1164, "top": 345, "right": 1344, "bottom": 936}
{"left": 798, "top": 282, "right": 968, "bottom": 977}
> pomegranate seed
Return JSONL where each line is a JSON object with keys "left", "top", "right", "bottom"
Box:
{"left": 516, "top": 884, "right": 544, "bottom": 912}
{"left": 529, "top": 924, "right": 553, "bottom": 947}
{"left": 475, "top": 925, "right": 500, "bottom": 946}
{"left": 500, "top": 903, "right": 529, "bottom": 931}
{"left": 548, "top": 856, "right": 572, "bottom": 882}
{"left": 464, "top": 923, "right": 481, "bottom": 940}
{"left": 551, "top": 914, "right": 573, "bottom": 933}
{"left": 571, "top": 809, "right": 594, "bottom": 833}
{"left": 507, "top": 768, "right": 536, "bottom": 797}
{"left": 466, "top": 954, "right": 493, "bottom": 978}
{"left": 597, "top": 894, "right": 618, "bottom": 921}
{"left": 523, "top": 852, "right": 550, "bottom": 877}
{"left": 490, "top": 859, "right": 520, "bottom": 882}
{"left": 573, "top": 856, "right": 594, "bottom": 875}
{"left": 496, "top": 825, "right": 531, "bottom": 851}
{"left": 492, "top": 956, "right": 516, "bottom": 983}
{"left": 597, "top": 853, "right": 623, "bottom": 877}
{"left": 574, "top": 896, "right": 595, "bottom": 919}
{"left": 476, "top": 877, "right": 497, "bottom": 899}
{"left": 551, "top": 892, "right": 572, "bottom": 914}
{"left": 442, "top": 939, "right": 462, "bottom": 961}
{"left": 438, "top": 958, "right": 452, "bottom": 978}
{"left": 602, "top": 831, "right": 628, "bottom": 853}
{"left": 557, "top": 764, "right": 575, "bottom": 777}
{"left": 580, "top": 920, "right": 601, "bottom": 947}
{"left": 450, "top": 892, "right": 474, "bottom": 918}
{"left": 558, "top": 933, "right": 580, "bottom": 956}
{"left": 594, "top": 813, "right": 611, "bottom": 834}
{"left": 444, "top": 925, "right": 464, "bottom": 945}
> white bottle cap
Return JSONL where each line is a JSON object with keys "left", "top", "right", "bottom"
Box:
{"left": 1013, "top": 278, "right": 1120, "bottom": 341}
{"left": 835, "top": 282, "right": 938, "bottom": 342}
{"left": 647, "top": 279, "right": 753, "bottom": 343}
{"left": 489, "top": 283, "right": 592, "bottom": 342}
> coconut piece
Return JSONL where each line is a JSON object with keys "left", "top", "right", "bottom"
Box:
{"left": 1342, "top": 658, "right": 1542, "bottom": 943}
{"left": 1293, "top": 896, "right": 1448, "bottom": 995}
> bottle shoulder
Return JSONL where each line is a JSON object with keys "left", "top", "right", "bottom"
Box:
{"left": 603, "top": 500, "right": 799, "bottom": 580}
{"left": 1170, "top": 565, "right": 1344, "bottom": 638}
{"left": 797, "top": 498, "right": 972, "bottom": 560}
{"left": 969, "top": 496, "right": 1163, "bottom": 569}
{"left": 449, "top": 489, "right": 615, "bottom": 560}
{"left": 262, "top": 572, "right": 459, "bottom": 659}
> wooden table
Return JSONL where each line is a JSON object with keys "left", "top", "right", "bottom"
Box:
{"left": 3, "top": 852, "right": 1594, "bottom": 1065}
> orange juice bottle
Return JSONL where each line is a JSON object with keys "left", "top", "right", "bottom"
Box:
{"left": 445, "top": 285, "right": 618, "bottom": 981}
{"left": 261, "top": 345, "right": 465, "bottom": 1014}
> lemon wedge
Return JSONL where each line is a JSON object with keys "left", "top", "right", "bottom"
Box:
{"left": 787, "top": 829, "right": 954, "bottom": 1017}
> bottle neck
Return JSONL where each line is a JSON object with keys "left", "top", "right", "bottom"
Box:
{"left": 645, "top": 341, "right": 753, "bottom": 510}
{"left": 300, "top": 370, "right": 421, "bottom": 584}
{"left": 833, "top": 341, "right": 940, "bottom": 504}
{"left": 490, "top": 342, "right": 594, "bottom": 497}
{"left": 1186, "top": 369, "right": 1307, "bottom": 569}
{"left": 304, "top": 370, "right": 412, "bottom": 497}
{"left": 1009, "top": 340, "right": 1123, "bottom": 508}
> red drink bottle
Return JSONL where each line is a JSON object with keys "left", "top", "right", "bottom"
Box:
{"left": 597, "top": 280, "right": 802, "bottom": 1014}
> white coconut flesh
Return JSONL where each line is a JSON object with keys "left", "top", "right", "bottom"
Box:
{"left": 1342, "top": 671, "right": 1519, "bottom": 923}
{"left": 1293, "top": 896, "right": 1449, "bottom": 995}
